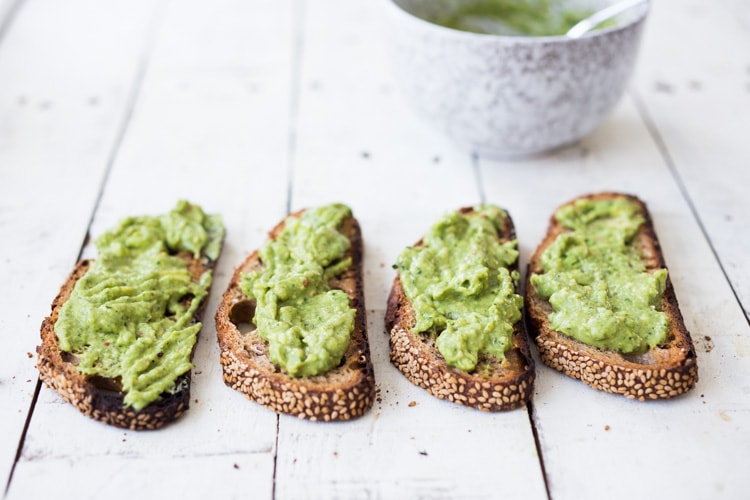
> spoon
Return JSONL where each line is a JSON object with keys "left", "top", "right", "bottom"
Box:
{"left": 566, "top": 0, "right": 647, "bottom": 38}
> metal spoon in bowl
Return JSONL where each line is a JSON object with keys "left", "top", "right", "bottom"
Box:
{"left": 566, "top": 0, "right": 647, "bottom": 38}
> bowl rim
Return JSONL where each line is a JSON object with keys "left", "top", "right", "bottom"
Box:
{"left": 384, "top": 0, "right": 651, "bottom": 42}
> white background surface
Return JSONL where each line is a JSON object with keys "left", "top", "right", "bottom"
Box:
{"left": 1, "top": 0, "right": 748, "bottom": 499}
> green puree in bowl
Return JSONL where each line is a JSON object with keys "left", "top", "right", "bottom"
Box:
{"left": 434, "top": 0, "right": 596, "bottom": 36}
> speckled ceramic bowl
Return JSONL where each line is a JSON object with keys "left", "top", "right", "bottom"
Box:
{"left": 386, "top": 0, "right": 650, "bottom": 158}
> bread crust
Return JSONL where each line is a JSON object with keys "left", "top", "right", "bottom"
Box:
{"left": 215, "top": 210, "right": 375, "bottom": 421}
{"left": 385, "top": 207, "right": 535, "bottom": 411}
{"left": 37, "top": 251, "right": 220, "bottom": 430}
{"left": 525, "top": 192, "right": 698, "bottom": 400}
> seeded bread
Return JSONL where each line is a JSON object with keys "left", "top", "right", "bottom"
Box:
{"left": 525, "top": 192, "right": 698, "bottom": 400}
{"left": 215, "top": 210, "right": 375, "bottom": 421}
{"left": 385, "top": 207, "right": 535, "bottom": 411}
{"left": 37, "top": 250, "right": 219, "bottom": 430}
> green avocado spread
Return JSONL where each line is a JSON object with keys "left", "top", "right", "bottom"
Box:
{"left": 54, "top": 200, "right": 224, "bottom": 411}
{"left": 529, "top": 198, "right": 668, "bottom": 354}
{"left": 394, "top": 205, "right": 523, "bottom": 372}
{"left": 240, "top": 203, "right": 356, "bottom": 378}
{"left": 432, "top": 0, "right": 597, "bottom": 37}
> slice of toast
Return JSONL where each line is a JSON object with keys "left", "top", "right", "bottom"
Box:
{"left": 385, "top": 206, "right": 535, "bottom": 411}
{"left": 215, "top": 208, "right": 375, "bottom": 421}
{"left": 525, "top": 192, "right": 698, "bottom": 400}
{"left": 37, "top": 215, "right": 222, "bottom": 430}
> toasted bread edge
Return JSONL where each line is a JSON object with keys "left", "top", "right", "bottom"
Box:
{"left": 525, "top": 192, "right": 698, "bottom": 400}
{"left": 385, "top": 207, "right": 535, "bottom": 411}
{"left": 215, "top": 211, "right": 375, "bottom": 421}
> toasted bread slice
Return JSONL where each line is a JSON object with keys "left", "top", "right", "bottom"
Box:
{"left": 38, "top": 242, "right": 221, "bottom": 430}
{"left": 385, "top": 207, "right": 535, "bottom": 411}
{"left": 215, "top": 208, "right": 375, "bottom": 421}
{"left": 525, "top": 192, "right": 698, "bottom": 400}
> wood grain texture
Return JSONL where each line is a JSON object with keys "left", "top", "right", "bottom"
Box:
{"left": 276, "top": 0, "right": 547, "bottom": 497}
{"left": 479, "top": 97, "right": 750, "bottom": 500}
{"left": 10, "top": 0, "right": 294, "bottom": 494}
{"left": 0, "top": 0, "right": 160, "bottom": 486}
{"left": 633, "top": 0, "right": 750, "bottom": 324}
{"left": 1, "top": 0, "right": 749, "bottom": 498}
{"left": 6, "top": 454, "right": 274, "bottom": 500}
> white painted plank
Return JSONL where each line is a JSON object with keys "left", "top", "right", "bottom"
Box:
{"left": 633, "top": 0, "right": 750, "bottom": 320}
{"left": 479, "top": 97, "right": 750, "bottom": 499}
{"left": 289, "top": 0, "right": 484, "bottom": 307}
{"left": 0, "top": 0, "right": 160, "bottom": 487}
{"left": 2, "top": 0, "right": 746, "bottom": 498}
{"left": 16, "top": 0, "right": 294, "bottom": 492}
{"left": 275, "top": 0, "right": 547, "bottom": 498}
{"left": 0, "top": 0, "right": 19, "bottom": 30}
{"left": 275, "top": 313, "right": 547, "bottom": 500}
{"left": 6, "top": 453, "right": 274, "bottom": 500}
{"left": 0, "top": 0, "right": 11, "bottom": 16}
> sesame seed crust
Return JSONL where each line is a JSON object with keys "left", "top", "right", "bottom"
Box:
{"left": 215, "top": 210, "right": 375, "bottom": 421}
{"left": 525, "top": 192, "right": 698, "bottom": 400}
{"left": 37, "top": 248, "right": 220, "bottom": 430}
{"left": 384, "top": 207, "right": 535, "bottom": 412}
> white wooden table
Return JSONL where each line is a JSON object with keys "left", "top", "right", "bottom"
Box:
{"left": 1, "top": 0, "right": 749, "bottom": 498}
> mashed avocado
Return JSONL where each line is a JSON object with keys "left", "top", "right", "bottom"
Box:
{"left": 530, "top": 198, "right": 668, "bottom": 354}
{"left": 240, "top": 204, "right": 355, "bottom": 378}
{"left": 54, "top": 200, "right": 224, "bottom": 411}
{"left": 434, "top": 0, "right": 596, "bottom": 37}
{"left": 394, "top": 205, "right": 523, "bottom": 372}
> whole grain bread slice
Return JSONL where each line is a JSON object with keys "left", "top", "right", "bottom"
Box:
{"left": 37, "top": 249, "right": 220, "bottom": 430}
{"left": 525, "top": 192, "right": 698, "bottom": 400}
{"left": 385, "top": 207, "right": 535, "bottom": 411}
{"left": 215, "top": 209, "right": 375, "bottom": 421}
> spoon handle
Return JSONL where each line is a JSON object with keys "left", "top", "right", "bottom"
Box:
{"left": 566, "top": 0, "right": 647, "bottom": 38}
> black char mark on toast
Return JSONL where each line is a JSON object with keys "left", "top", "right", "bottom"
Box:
{"left": 38, "top": 247, "right": 220, "bottom": 430}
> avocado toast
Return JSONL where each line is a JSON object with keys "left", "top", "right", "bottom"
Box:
{"left": 386, "top": 205, "right": 535, "bottom": 411}
{"left": 37, "top": 201, "right": 224, "bottom": 429}
{"left": 526, "top": 192, "right": 698, "bottom": 399}
{"left": 215, "top": 204, "right": 375, "bottom": 421}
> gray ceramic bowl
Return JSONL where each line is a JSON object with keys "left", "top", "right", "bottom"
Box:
{"left": 385, "top": 0, "right": 650, "bottom": 158}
